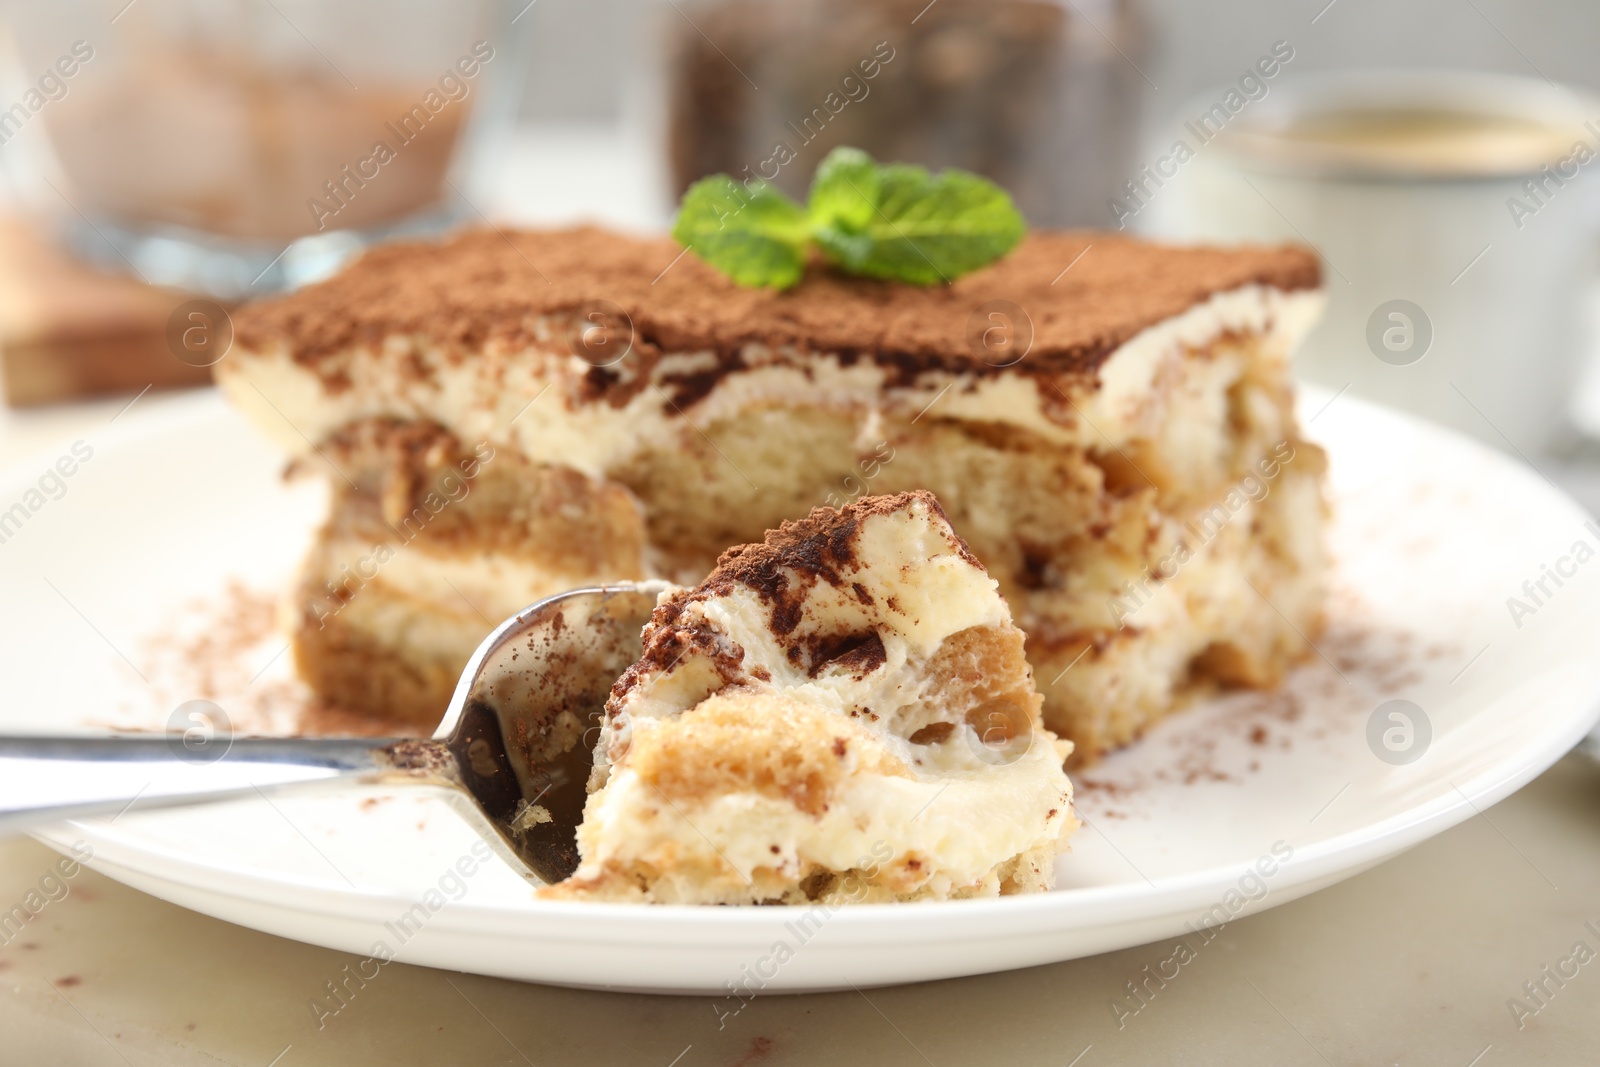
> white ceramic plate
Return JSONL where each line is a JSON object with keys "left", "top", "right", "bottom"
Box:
{"left": 5, "top": 387, "right": 1598, "bottom": 994}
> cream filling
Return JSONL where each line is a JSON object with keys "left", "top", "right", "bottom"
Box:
{"left": 315, "top": 534, "right": 584, "bottom": 623}
{"left": 582, "top": 742, "right": 1071, "bottom": 893}
{"left": 220, "top": 285, "right": 1325, "bottom": 479}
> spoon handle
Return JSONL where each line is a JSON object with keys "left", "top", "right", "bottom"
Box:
{"left": 0, "top": 735, "right": 427, "bottom": 835}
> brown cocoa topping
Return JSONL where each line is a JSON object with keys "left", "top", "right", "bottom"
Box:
{"left": 610, "top": 491, "right": 977, "bottom": 703}
{"left": 234, "top": 227, "right": 1321, "bottom": 391}
{"left": 805, "top": 630, "right": 888, "bottom": 679}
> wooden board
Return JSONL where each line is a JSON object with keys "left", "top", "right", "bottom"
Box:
{"left": 0, "top": 218, "right": 218, "bottom": 407}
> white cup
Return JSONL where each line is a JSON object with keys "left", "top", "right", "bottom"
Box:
{"left": 1139, "top": 70, "right": 1600, "bottom": 456}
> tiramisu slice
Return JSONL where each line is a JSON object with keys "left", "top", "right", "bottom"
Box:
{"left": 222, "top": 225, "right": 1327, "bottom": 759}
{"left": 542, "top": 491, "right": 1075, "bottom": 904}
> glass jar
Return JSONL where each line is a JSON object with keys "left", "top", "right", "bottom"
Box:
{"left": 656, "top": 0, "right": 1147, "bottom": 228}
{"left": 0, "top": 0, "right": 530, "bottom": 297}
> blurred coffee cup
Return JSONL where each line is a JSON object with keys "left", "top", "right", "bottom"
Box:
{"left": 1139, "top": 70, "right": 1600, "bottom": 456}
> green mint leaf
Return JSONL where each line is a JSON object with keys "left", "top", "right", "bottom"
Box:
{"left": 809, "top": 152, "right": 1025, "bottom": 286}
{"left": 806, "top": 146, "right": 880, "bottom": 234}
{"left": 673, "top": 148, "right": 1027, "bottom": 289}
{"left": 672, "top": 176, "right": 810, "bottom": 289}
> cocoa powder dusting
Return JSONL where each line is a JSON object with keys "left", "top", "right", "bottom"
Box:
{"left": 617, "top": 492, "right": 970, "bottom": 698}
{"left": 232, "top": 227, "right": 1320, "bottom": 391}
{"left": 136, "top": 582, "right": 397, "bottom": 738}
{"left": 1074, "top": 591, "right": 1459, "bottom": 816}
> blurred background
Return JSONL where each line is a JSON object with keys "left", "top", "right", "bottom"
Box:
{"left": 2, "top": 0, "right": 1600, "bottom": 482}
{"left": 526, "top": 0, "right": 1600, "bottom": 125}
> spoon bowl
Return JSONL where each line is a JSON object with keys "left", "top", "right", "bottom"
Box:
{"left": 419, "top": 580, "right": 669, "bottom": 881}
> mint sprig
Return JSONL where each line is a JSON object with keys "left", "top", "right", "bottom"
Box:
{"left": 671, "top": 147, "right": 1025, "bottom": 290}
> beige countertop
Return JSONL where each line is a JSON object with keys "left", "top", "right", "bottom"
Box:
{"left": 0, "top": 754, "right": 1594, "bottom": 1066}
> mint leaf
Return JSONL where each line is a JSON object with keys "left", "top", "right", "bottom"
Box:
{"left": 806, "top": 146, "right": 880, "bottom": 234}
{"left": 674, "top": 148, "right": 1026, "bottom": 289}
{"left": 672, "top": 176, "right": 810, "bottom": 289}
{"left": 810, "top": 154, "right": 1025, "bottom": 286}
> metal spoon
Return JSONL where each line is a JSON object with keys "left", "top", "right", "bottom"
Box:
{"left": 0, "top": 581, "right": 668, "bottom": 885}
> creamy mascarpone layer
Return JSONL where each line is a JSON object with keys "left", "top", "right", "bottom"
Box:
{"left": 220, "top": 285, "right": 1325, "bottom": 479}
{"left": 584, "top": 726, "right": 1068, "bottom": 900}
{"left": 316, "top": 533, "right": 607, "bottom": 623}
